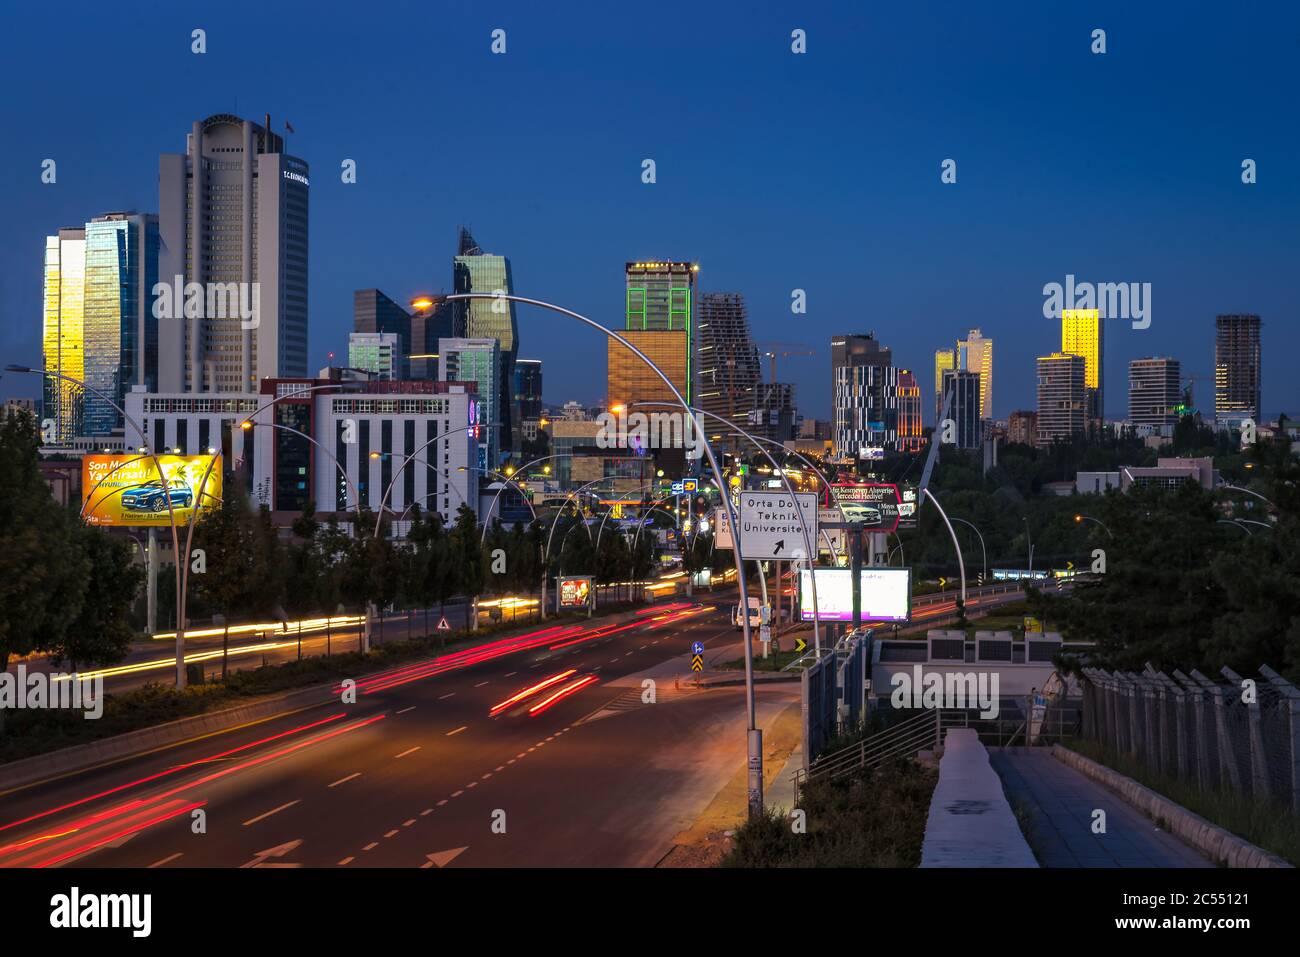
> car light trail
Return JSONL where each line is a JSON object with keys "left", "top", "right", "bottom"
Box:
{"left": 34, "top": 800, "right": 206, "bottom": 869}
{"left": 527, "top": 675, "right": 599, "bottom": 715}
{"left": 488, "top": 670, "right": 577, "bottom": 715}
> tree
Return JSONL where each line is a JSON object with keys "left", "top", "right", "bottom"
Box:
{"left": 448, "top": 503, "right": 483, "bottom": 624}
{"left": 192, "top": 482, "right": 265, "bottom": 678}
{"left": 53, "top": 524, "right": 143, "bottom": 669}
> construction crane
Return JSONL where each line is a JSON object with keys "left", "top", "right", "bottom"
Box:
{"left": 757, "top": 342, "right": 816, "bottom": 384}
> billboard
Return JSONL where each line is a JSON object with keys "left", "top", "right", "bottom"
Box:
{"left": 798, "top": 567, "right": 911, "bottom": 622}
{"left": 83, "top": 454, "right": 222, "bottom": 527}
{"left": 557, "top": 575, "right": 593, "bottom": 611}
{"left": 828, "top": 483, "right": 902, "bottom": 533}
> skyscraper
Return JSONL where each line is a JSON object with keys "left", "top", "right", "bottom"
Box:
{"left": 625, "top": 261, "right": 698, "bottom": 402}
{"left": 941, "top": 369, "right": 983, "bottom": 448}
{"left": 453, "top": 228, "right": 518, "bottom": 450}
{"left": 348, "top": 332, "right": 401, "bottom": 380}
{"left": 1215, "top": 314, "right": 1262, "bottom": 429}
{"left": 408, "top": 295, "right": 454, "bottom": 380}
{"left": 1129, "top": 357, "right": 1181, "bottom": 433}
{"left": 354, "top": 289, "right": 411, "bottom": 376}
{"left": 43, "top": 213, "right": 159, "bottom": 441}
{"left": 1061, "top": 308, "right": 1104, "bottom": 420}
{"left": 158, "top": 113, "right": 309, "bottom": 393}
{"left": 832, "top": 333, "right": 898, "bottom": 456}
{"left": 513, "top": 359, "right": 543, "bottom": 421}
{"left": 439, "top": 337, "right": 500, "bottom": 470}
{"left": 896, "top": 370, "right": 924, "bottom": 452}
{"left": 1035, "top": 353, "right": 1086, "bottom": 445}
{"left": 697, "top": 292, "right": 761, "bottom": 448}
{"left": 933, "top": 348, "right": 956, "bottom": 421}
{"left": 956, "top": 329, "right": 993, "bottom": 420}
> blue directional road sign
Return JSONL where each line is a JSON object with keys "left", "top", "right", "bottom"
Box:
{"left": 690, "top": 640, "right": 705, "bottom": 656}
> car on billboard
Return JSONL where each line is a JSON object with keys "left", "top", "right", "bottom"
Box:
{"left": 839, "top": 502, "right": 882, "bottom": 526}
{"left": 120, "top": 479, "right": 194, "bottom": 512}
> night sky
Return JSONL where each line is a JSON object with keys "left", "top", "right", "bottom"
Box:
{"left": 2, "top": 0, "right": 1296, "bottom": 421}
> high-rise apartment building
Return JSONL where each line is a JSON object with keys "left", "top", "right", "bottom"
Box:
{"left": 439, "top": 337, "right": 500, "bottom": 471}
{"left": 158, "top": 114, "right": 309, "bottom": 393}
{"left": 453, "top": 229, "right": 518, "bottom": 451}
{"left": 1128, "top": 357, "right": 1181, "bottom": 433}
{"left": 1214, "top": 314, "right": 1262, "bottom": 429}
{"left": 957, "top": 329, "right": 993, "bottom": 420}
{"left": 941, "top": 369, "right": 983, "bottom": 449}
{"left": 1061, "top": 308, "right": 1104, "bottom": 420}
{"left": 1035, "top": 353, "right": 1087, "bottom": 445}
{"left": 697, "top": 292, "right": 762, "bottom": 449}
{"left": 42, "top": 213, "right": 160, "bottom": 441}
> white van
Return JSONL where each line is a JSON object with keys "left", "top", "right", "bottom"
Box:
{"left": 733, "top": 597, "right": 763, "bottom": 631}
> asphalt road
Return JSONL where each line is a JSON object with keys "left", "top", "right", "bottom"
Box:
{"left": 0, "top": 599, "right": 801, "bottom": 869}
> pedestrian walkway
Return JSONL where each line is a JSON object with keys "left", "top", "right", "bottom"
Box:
{"left": 990, "top": 748, "right": 1213, "bottom": 867}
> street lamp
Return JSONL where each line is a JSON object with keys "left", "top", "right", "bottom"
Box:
{"left": 1073, "top": 513, "right": 1114, "bottom": 539}
{"left": 949, "top": 517, "right": 988, "bottom": 585}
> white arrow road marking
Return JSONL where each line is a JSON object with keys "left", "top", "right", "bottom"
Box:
{"left": 240, "top": 838, "right": 303, "bottom": 868}
{"left": 422, "top": 846, "right": 468, "bottom": 869}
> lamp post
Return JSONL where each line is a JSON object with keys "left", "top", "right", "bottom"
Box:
{"left": 921, "top": 488, "right": 966, "bottom": 605}
{"left": 1073, "top": 513, "right": 1114, "bottom": 539}
{"left": 445, "top": 292, "right": 766, "bottom": 818}
{"left": 949, "top": 517, "right": 987, "bottom": 585}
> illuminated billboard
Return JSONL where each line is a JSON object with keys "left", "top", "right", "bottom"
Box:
{"left": 828, "top": 483, "right": 902, "bottom": 533}
{"left": 82, "top": 454, "right": 222, "bottom": 527}
{"left": 557, "top": 576, "right": 593, "bottom": 611}
{"left": 798, "top": 567, "right": 911, "bottom": 622}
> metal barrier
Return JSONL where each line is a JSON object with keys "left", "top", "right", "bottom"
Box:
{"left": 793, "top": 708, "right": 942, "bottom": 804}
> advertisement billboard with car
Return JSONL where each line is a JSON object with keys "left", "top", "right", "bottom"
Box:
{"left": 82, "top": 454, "right": 222, "bottom": 527}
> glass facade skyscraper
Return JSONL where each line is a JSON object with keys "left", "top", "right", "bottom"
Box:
{"left": 439, "top": 337, "right": 500, "bottom": 470}
{"left": 453, "top": 228, "right": 517, "bottom": 450}
{"left": 625, "top": 261, "right": 697, "bottom": 402}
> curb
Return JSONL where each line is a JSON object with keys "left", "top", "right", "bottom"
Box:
{"left": 1050, "top": 744, "right": 1293, "bottom": 869}
{"left": 679, "top": 672, "right": 801, "bottom": 689}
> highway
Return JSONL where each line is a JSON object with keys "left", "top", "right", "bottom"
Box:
{"left": 0, "top": 599, "right": 801, "bottom": 868}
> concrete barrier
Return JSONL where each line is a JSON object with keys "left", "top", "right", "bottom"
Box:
{"left": 1051, "top": 744, "right": 1292, "bottom": 869}
{"left": 921, "top": 728, "right": 1039, "bottom": 867}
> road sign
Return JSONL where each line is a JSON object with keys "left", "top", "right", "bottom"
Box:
{"left": 690, "top": 654, "right": 704, "bottom": 672}
{"left": 794, "top": 637, "right": 807, "bottom": 653}
{"left": 682, "top": 478, "right": 698, "bottom": 492}
{"left": 938, "top": 577, "right": 948, "bottom": 589}
{"left": 690, "top": 640, "right": 704, "bottom": 655}
{"left": 436, "top": 616, "right": 451, "bottom": 631}
{"left": 671, "top": 481, "right": 684, "bottom": 494}
{"left": 736, "top": 491, "right": 818, "bottom": 561}
{"left": 712, "top": 507, "right": 734, "bottom": 549}
{"left": 817, "top": 507, "right": 845, "bottom": 556}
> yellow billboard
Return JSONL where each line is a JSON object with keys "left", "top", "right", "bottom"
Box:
{"left": 82, "top": 454, "right": 223, "bottom": 527}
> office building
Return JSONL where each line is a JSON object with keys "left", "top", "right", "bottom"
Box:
{"left": 625, "top": 261, "right": 698, "bottom": 402}
{"left": 514, "top": 358, "right": 543, "bottom": 421}
{"left": 747, "top": 382, "right": 797, "bottom": 443}
{"left": 408, "top": 294, "right": 454, "bottom": 379}
{"left": 697, "top": 292, "right": 761, "bottom": 446}
{"left": 1215, "top": 314, "right": 1262, "bottom": 429}
{"left": 832, "top": 333, "right": 900, "bottom": 455}
{"left": 934, "top": 348, "right": 956, "bottom": 421}
{"left": 957, "top": 329, "right": 993, "bottom": 420}
{"left": 42, "top": 213, "right": 159, "bottom": 441}
{"left": 439, "top": 337, "right": 500, "bottom": 471}
{"left": 1061, "top": 308, "right": 1104, "bottom": 420}
{"left": 348, "top": 332, "right": 401, "bottom": 380}
{"left": 354, "top": 289, "right": 411, "bottom": 374}
{"left": 896, "top": 370, "right": 924, "bottom": 452}
{"left": 941, "top": 369, "right": 982, "bottom": 449}
{"left": 453, "top": 228, "right": 518, "bottom": 450}
{"left": 1035, "top": 353, "right": 1087, "bottom": 445}
{"left": 1128, "top": 357, "right": 1181, "bottom": 433}
{"left": 158, "top": 113, "right": 309, "bottom": 393}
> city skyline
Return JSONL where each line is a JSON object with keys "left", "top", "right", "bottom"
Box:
{"left": 2, "top": 5, "right": 1295, "bottom": 422}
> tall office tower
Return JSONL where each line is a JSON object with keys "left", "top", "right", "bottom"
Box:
{"left": 1061, "top": 308, "right": 1104, "bottom": 420}
{"left": 453, "top": 228, "right": 518, "bottom": 450}
{"left": 933, "top": 348, "right": 956, "bottom": 420}
{"left": 625, "top": 261, "right": 698, "bottom": 401}
{"left": 831, "top": 332, "right": 896, "bottom": 456}
{"left": 1215, "top": 314, "right": 1262, "bottom": 429}
{"left": 1129, "top": 357, "right": 1182, "bottom": 432}
{"left": 1035, "top": 353, "right": 1087, "bottom": 446}
{"left": 408, "top": 295, "right": 454, "bottom": 379}
{"left": 42, "top": 213, "right": 160, "bottom": 441}
{"left": 348, "top": 332, "right": 401, "bottom": 380}
{"left": 158, "top": 114, "right": 309, "bottom": 393}
{"left": 513, "top": 358, "right": 543, "bottom": 420}
{"left": 940, "top": 369, "right": 983, "bottom": 448}
{"left": 956, "top": 328, "right": 993, "bottom": 420}
{"left": 896, "top": 370, "right": 924, "bottom": 452}
{"left": 439, "top": 337, "right": 500, "bottom": 471}
{"left": 354, "top": 289, "right": 411, "bottom": 376}
{"left": 747, "top": 382, "right": 797, "bottom": 443}
{"left": 697, "top": 292, "right": 761, "bottom": 449}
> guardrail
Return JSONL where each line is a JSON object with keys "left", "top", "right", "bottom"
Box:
{"left": 793, "top": 708, "right": 942, "bottom": 803}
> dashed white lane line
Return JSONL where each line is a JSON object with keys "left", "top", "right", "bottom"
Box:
{"left": 504, "top": 671, "right": 517, "bottom": 677}
{"left": 338, "top": 856, "right": 355, "bottom": 866}
{"left": 384, "top": 829, "right": 399, "bottom": 838}
{"left": 467, "top": 782, "right": 479, "bottom": 789}
{"left": 420, "top": 808, "right": 434, "bottom": 816}
{"left": 395, "top": 746, "right": 421, "bottom": 758}
{"left": 439, "top": 692, "right": 456, "bottom": 700}
{"left": 638, "top": 645, "right": 647, "bottom": 650}
{"left": 451, "top": 790, "right": 464, "bottom": 798}
{"left": 328, "top": 773, "right": 361, "bottom": 788}
{"left": 609, "top": 658, "right": 620, "bottom": 664}
{"left": 446, "top": 726, "right": 467, "bottom": 736}
{"left": 403, "top": 819, "right": 416, "bottom": 827}
{"left": 507, "top": 758, "right": 517, "bottom": 764}
{"left": 363, "top": 842, "right": 379, "bottom": 851}
{"left": 624, "top": 652, "right": 633, "bottom": 657}
{"left": 515, "top": 752, "right": 527, "bottom": 758}
{"left": 494, "top": 765, "right": 505, "bottom": 772}
{"left": 437, "top": 799, "right": 449, "bottom": 806}
{"left": 243, "top": 800, "right": 300, "bottom": 827}
{"left": 396, "top": 705, "right": 416, "bottom": 714}
{"left": 148, "top": 853, "right": 183, "bottom": 868}
{"left": 481, "top": 773, "right": 492, "bottom": 780}
{"left": 474, "top": 681, "right": 489, "bottom": 688}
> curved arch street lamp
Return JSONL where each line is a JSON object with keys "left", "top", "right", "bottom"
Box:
{"left": 1073, "top": 513, "right": 1114, "bottom": 539}
{"left": 445, "top": 293, "right": 766, "bottom": 817}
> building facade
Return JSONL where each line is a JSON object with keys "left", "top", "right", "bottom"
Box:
{"left": 353, "top": 289, "right": 411, "bottom": 371}
{"left": 957, "top": 329, "right": 993, "bottom": 421}
{"left": 1214, "top": 314, "right": 1262, "bottom": 429}
{"left": 941, "top": 369, "right": 983, "bottom": 449}
{"left": 1035, "top": 353, "right": 1086, "bottom": 445}
{"left": 438, "top": 337, "right": 501, "bottom": 472}
{"left": 933, "top": 348, "right": 956, "bottom": 421}
{"left": 453, "top": 228, "right": 517, "bottom": 451}
{"left": 1008, "top": 410, "right": 1038, "bottom": 446}
{"left": 348, "top": 332, "right": 402, "bottom": 380}
{"left": 1128, "top": 356, "right": 1181, "bottom": 433}
{"left": 1061, "top": 308, "right": 1104, "bottom": 420}
{"left": 696, "top": 292, "right": 761, "bottom": 450}
{"left": 625, "top": 261, "right": 697, "bottom": 402}
{"left": 514, "top": 358, "right": 543, "bottom": 421}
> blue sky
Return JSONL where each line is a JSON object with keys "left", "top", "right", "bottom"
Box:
{"left": 2, "top": 0, "right": 1296, "bottom": 420}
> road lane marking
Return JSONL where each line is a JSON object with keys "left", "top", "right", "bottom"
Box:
{"left": 243, "top": 800, "right": 300, "bottom": 827}
{"left": 420, "top": 808, "right": 434, "bottom": 816}
{"left": 481, "top": 773, "right": 492, "bottom": 780}
{"left": 363, "top": 842, "right": 378, "bottom": 851}
{"left": 467, "top": 782, "right": 478, "bottom": 789}
{"left": 385, "top": 829, "right": 399, "bottom": 838}
{"left": 328, "top": 773, "right": 361, "bottom": 788}
{"left": 474, "top": 681, "right": 489, "bottom": 688}
{"left": 515, "top": 752, "right": 526, "bottom": 758}
{"left": 494, "top": 765, "right": 505, "bottom": 771}
{"left": 438, "top": 692, "right": 455, "bottom": 700}
{"left": 338, "top": 856, "right": 354, "bottom": 866}
{"left": 506, "top": 759, "right": 516, "bottom": 764}
{"left": 504, "top": 672, "right": 517, "bottom": 677}
{"left": 437, "top": 799, "right": 449, "bottom": 806}
{"left": 451, "top": 790, "right": 463, "bottom": 797}
{"left": 403, "top": 819, "right": 416, "bottom": 827}
{"left": 396, "top": 706, "right": 416, "bottom": 714}
{"left": 395, "top": 746, "right": 421, "bottom": 758}
{"left": 148, "top": 853, "right": 182, "bottom": 868}
{"left": 446, "top": 726, "right": 467, "bottom": 736}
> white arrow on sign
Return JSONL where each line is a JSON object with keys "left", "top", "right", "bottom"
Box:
{"left": 735, "top": 491, "right": 818, "bottom": 562}
{"left": 423, "top": 846, "right": 468, "bottom": 869}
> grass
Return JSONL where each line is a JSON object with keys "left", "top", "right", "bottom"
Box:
{"left": 713, "top": 647, "right": 808, "bottom": 672}
{"left": 723, "top": 756, "right": 937, "bottom": 867}
{"left": 1060, "top": 737, "right": 1300, "bottom": 866}
{"left": 0, "top": 603, "right": 639, "bottom": 765}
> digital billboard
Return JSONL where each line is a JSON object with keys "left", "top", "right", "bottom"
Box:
{"left": 82, "top": 454, "right": 222, "bottom": 527}
{"left": 798, "top": 567, "right": 911, "bottom": 622}
{"left": 828, "top": 483, "right": 902, "bottom": 533}
{"left": 557, "top": 575, "right": 593, "bottom": 611}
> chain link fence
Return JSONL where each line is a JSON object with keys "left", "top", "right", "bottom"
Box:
{"left": 1080, "top": 664, "right": 1300, "bottom": 811}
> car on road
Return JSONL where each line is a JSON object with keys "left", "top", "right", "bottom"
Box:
{"left": 120, "top": 479, "right": 194, "bottom": 512}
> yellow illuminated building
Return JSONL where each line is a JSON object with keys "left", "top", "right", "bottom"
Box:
{"left": 933, "top": 348, "right": 955, "bottom": 417}
{"left": 1061, "top": 308, "right": 1104, "bottom": 417}
{"left": 43, "top": 229, "right": 87, "bottom": 442}
{"left": 606, "top": 329, "right": 690, "bottom": 413}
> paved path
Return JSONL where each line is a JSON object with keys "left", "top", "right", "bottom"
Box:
{"left": 990, "top": 748, "right": 1213, "bottom": 868}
